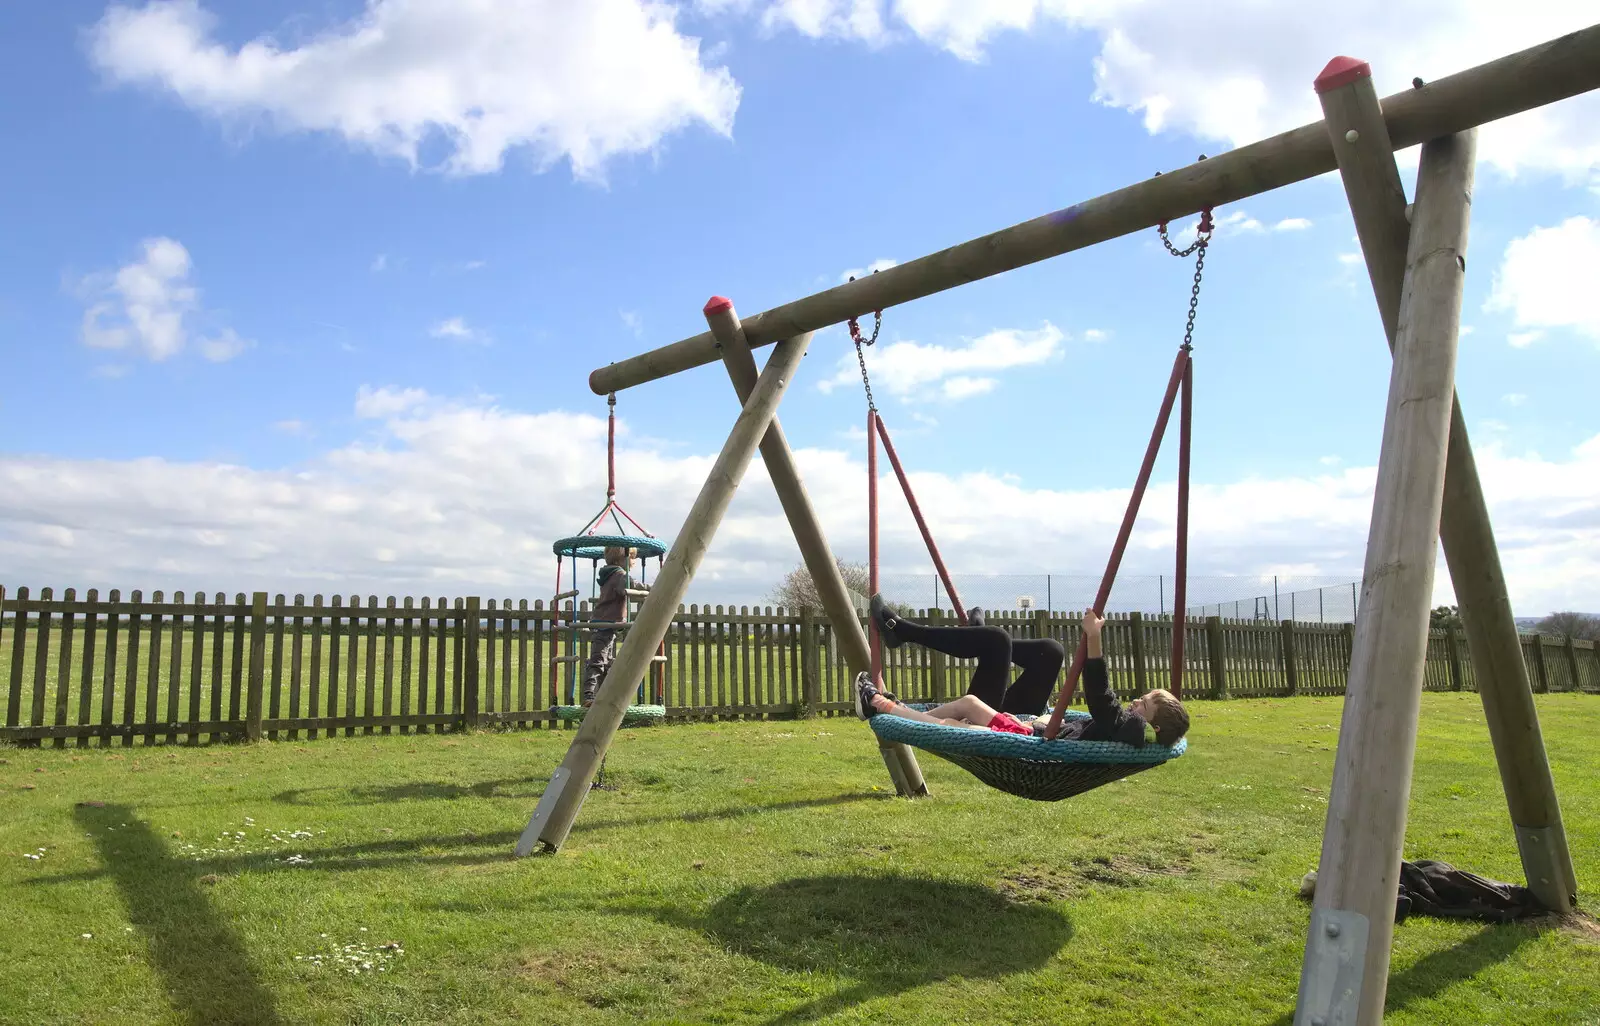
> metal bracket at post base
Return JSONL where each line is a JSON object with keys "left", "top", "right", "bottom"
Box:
{"left": 515, "top": 767, "right": 586, "bottom": 856}
{"left": 1294, "top": 908, "right": 1369, "bottom": 1026}
{"left": 1515, "top": 824, "right": 1578, "bottom": 911}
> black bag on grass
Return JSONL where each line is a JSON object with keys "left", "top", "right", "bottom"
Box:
{"left": 1394, "top": 859, "right": 1544, "bottom": 924}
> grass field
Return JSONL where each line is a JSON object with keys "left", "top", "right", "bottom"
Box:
{"left": 3, "top": 693, "right": 1598, "bottom": 1025}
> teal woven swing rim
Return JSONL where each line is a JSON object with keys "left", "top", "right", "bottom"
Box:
{"left": 869, "top": 707, "right": 1187, "bottom": 765}
{"left": 553, "top": 533, "right": 668, "bottom": 561}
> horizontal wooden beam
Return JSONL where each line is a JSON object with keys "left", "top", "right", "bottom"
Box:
{"left": 590, "top": 23, "right": 1600, "bottom": 395}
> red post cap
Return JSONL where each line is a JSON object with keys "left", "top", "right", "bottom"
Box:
{"left": 1314, "top": 56, "right": 1371, "bottom": 94}
{"left": 703, "top": 296, "right": 733, "bottom": 315}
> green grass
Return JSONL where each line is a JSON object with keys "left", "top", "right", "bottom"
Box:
{"left": 3, "top": 693, "right": 1598, "bottom": 1025}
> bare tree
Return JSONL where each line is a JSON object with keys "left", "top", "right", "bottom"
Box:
{"left": 1533, "top": 611, "right": 1600, "bottom": 641}
{"left": 767, "top": 558, "right": 871, "bottom": 611}
{"left": 766, "top": 559, "right": 917, "bottom": 615}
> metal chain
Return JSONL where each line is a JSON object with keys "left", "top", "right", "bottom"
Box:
{"left": 1179, "top": 240, "right": 1207, "bottom": 352}
{"left": 853, "top": 334, "right": 877, "bottom": 413}
{"left": 1158, "top": 208, "right": 1212, "bottom": 352}
{"left": 846, "top": 273, "right": 880, "bottom": 412}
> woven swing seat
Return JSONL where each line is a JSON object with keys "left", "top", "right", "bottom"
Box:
{"left": 553, "top": 704, "right": 666, "bottom": 727}
{"left": 869, "top": 708, "right": 1186, "bottom": 802}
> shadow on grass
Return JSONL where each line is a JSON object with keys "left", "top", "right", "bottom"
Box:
{"left": 273, "top": 776, "right": 548, "bottom": 806}
{"left": 76, "top": 803, "right": 283, "bottom": 1026}
{"left": 648, "top": 874, "right": 1073, "bottom": 1026}
{"left": 37, "top": 792, "right": 889, "bottom": 883}
{"left": 1269, "top": 920, "right": 1538, "bottom": 1024}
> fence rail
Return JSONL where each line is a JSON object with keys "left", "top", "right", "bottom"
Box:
{"left": 1, "top": 585, "right": 1595, "bottom": 747}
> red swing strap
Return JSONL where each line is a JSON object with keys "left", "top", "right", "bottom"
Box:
{"left": 854, "top": 292, "right": 968, "bottom": 687}
{"left": 1041, "top": 207, "right": 1210, "bottom": 736}
{"left": 1043, "top": 346, "right": 1190, "bottom": 734}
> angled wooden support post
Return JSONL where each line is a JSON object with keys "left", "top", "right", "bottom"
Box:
{"left": 705, "top": 297, "right": 927, "bottom": 797}
{"left": 1317, "top": 58, "right": 1577, "bottom": 920}
{"left": 1293, "top": 123, "right": 1475, "bottom": 1026}
{"left": 516, "top": 330, "right": 816, "bottom": 856}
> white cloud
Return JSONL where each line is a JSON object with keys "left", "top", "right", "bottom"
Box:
{"left": 1273, "top": 217, "right": 1313, "bottom": 231}
{"left": 429, "top": 317, "right": 488, "bottom": 344}
{"left": 1320, "top": 455, "right": 1343, "bottom": 466}
{"left": 840, "top": 258, "right": 899, "bottom": 283}
{"left": 1508, "top": 331, "right": 1543, "bottom": 349}
{"left": 818, "top": 323, "right": 1064, "bottom": 401}
{"left": 1337, "top": 252, "right": 1363, "bottom": 266}
{"left": 371, "top": 254, "right": 388, "bottom": 273}
{"left": 354, "top": 385, "right": 429, "bottom": 419}
{"left": 1485, "top": 216, "right": 1600, "bottom": 342}
{"left": 1502, "top": 393, "right": 1527, "bottom": 407}
{"left": 1082, "top": 328, "right": 1109, "bottom": 342}
{"left": 273, "top": 419, "right": 309, "bottom": 435}
{"left": 730, "top": 1, "right": 1599, "bottom": 185}
{"left": 77, "top": 236, "right": 249, "bottom": 363}
{"left": 199, "top": 327, "right": 251, "bottom": 362}
{"left": 620, "top": 310, "right": 644, "bottom": 338}
{"left": 87, "top": 0, "right": 741, "bottom": 181}
{"left": 461, "top": 260, "right": 487, "bottom": 272}
{"left": 2, "top": 388, "right": 1595, "bottom": 614}
{"left": 92, "top": 364, "right": 131, "bottom": 380}
{"left": 940, "top": 376, "right": 996, "bottom": 399}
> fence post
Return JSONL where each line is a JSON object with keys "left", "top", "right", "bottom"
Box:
{"left": 1530, "top": 633, "right": 1550, "bottom": 694}
{"left": 1205, "top": 616, "right": 1228, "bottom": 699}
{"left": 1128, "top": 611, "right": 1148, "bottom": 694}
{"left": 1445, "top": 622, "right": 1466, "bottom": 691}
{"left": 1280, "top": 619, "right": 1299, "bottom": 697}
{"left": 245, "top": 592, "right": 268, "bottom": 741}
{"left": 1563, "top": 634, "right": 1580, "bottom": 693}
{"left": 927, "top": 607, "right": 948, "bottom": 702}
{"left": 1341, "top": 622, "right": 1355, "bottom": 694}
{"left": 800, "top": 606, "right": 820, "bottom": 718}
{"left": 463, "top": 596, "right": 481, "bottom": 727}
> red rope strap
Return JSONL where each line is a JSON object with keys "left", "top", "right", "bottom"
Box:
{"left": 1042, "top": 346, "right": 1191, "bottom": 739}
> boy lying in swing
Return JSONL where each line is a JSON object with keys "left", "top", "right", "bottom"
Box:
{"left": 855, "top": 600, "right": 1189, "bottom": 747}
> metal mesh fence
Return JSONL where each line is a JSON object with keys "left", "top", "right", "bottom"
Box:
{"left": 876, "top": 573, "right": 1364, "bottom": 623}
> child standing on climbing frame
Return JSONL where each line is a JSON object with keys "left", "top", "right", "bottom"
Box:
{"left": 861, "top": 600, "right": 1189, "bottom": 747}
{"left": 583, "top": 546, "right": 650, "bottom": 706}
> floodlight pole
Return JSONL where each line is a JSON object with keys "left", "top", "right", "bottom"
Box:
{"left": 516, "top": 331, "right": 814, "bottom": 856}
{"left": 704, "top": 297, "right": 926, "bottom": 797}
{"left": 1316, "top": 58, "right": 1576, "bottom": 916}
{"left": 1293, "top": 131, "right": 1475, "bottom": 1026}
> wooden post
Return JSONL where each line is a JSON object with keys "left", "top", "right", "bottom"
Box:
{"left": 1531, "top": 634, "right": 1551, "bottom": 694}
{"left": 1317, "top": 57, "right": 1577, "bottom": 926}
{"left": 1293, "top": 129, "right": 1474, "bottom": 1026}
{"left": 1564, "top": 634, "right": 1581, "bottom": 692}
{"left": 800, "top": 606, "right": 820, "bottom": 718}
{"left": 1446, "top": 623, "right": 1466, "bottom": 691}
{"left": 517, "top": 331, "right": 815, "bottom": 857}
{"left": 1129, "top": 611, "right": 1148, "bottom": 694}
{"left": 589, "top": 28, "right": 1600, "bottom": 397}
{"left": 245, "top": 592, "right": 267, "bottom": 742}
{"left": 1281, "top": 619, "right": 1300, "bottom": 697}
{"left": 463, "top": 597, "right": 481, "bottom": 728}
{"left": 1205, "top": 616, "right": 1228, "bottom": 699}
{"left": 705, "top": 297, "right": 925, "bottom": 797}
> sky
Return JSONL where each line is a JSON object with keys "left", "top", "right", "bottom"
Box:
{"left": 0, "top": 0, "right": 1597, "bottom": 616}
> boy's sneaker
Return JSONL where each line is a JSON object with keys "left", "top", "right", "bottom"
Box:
{"left": 854, "top": 672, "right": 884, "bottom": 720}
{"left": 869, "top": 594, "right": 905, "bottom": 649}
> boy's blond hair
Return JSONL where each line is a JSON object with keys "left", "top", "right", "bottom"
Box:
{"left": 1145, "top": 688, "right": 1189, "bottom": 745}
{"left": 603, "top": 546, "right": 637, "bottom": 567}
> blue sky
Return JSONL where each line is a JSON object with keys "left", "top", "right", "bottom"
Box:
{"left": 1, "top": 1, "right": 1596, "bottom": 614}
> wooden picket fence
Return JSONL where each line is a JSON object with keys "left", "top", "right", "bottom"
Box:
{"left": 1, "top": 586, "right": 1596, "bottom": 747}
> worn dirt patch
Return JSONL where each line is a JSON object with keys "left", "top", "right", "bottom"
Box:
{"left": 1073, "top": 852, "right": 1193, "bottom": 888}
{"left": 998, "top": 866, "right": 1079, "bottom": 904}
